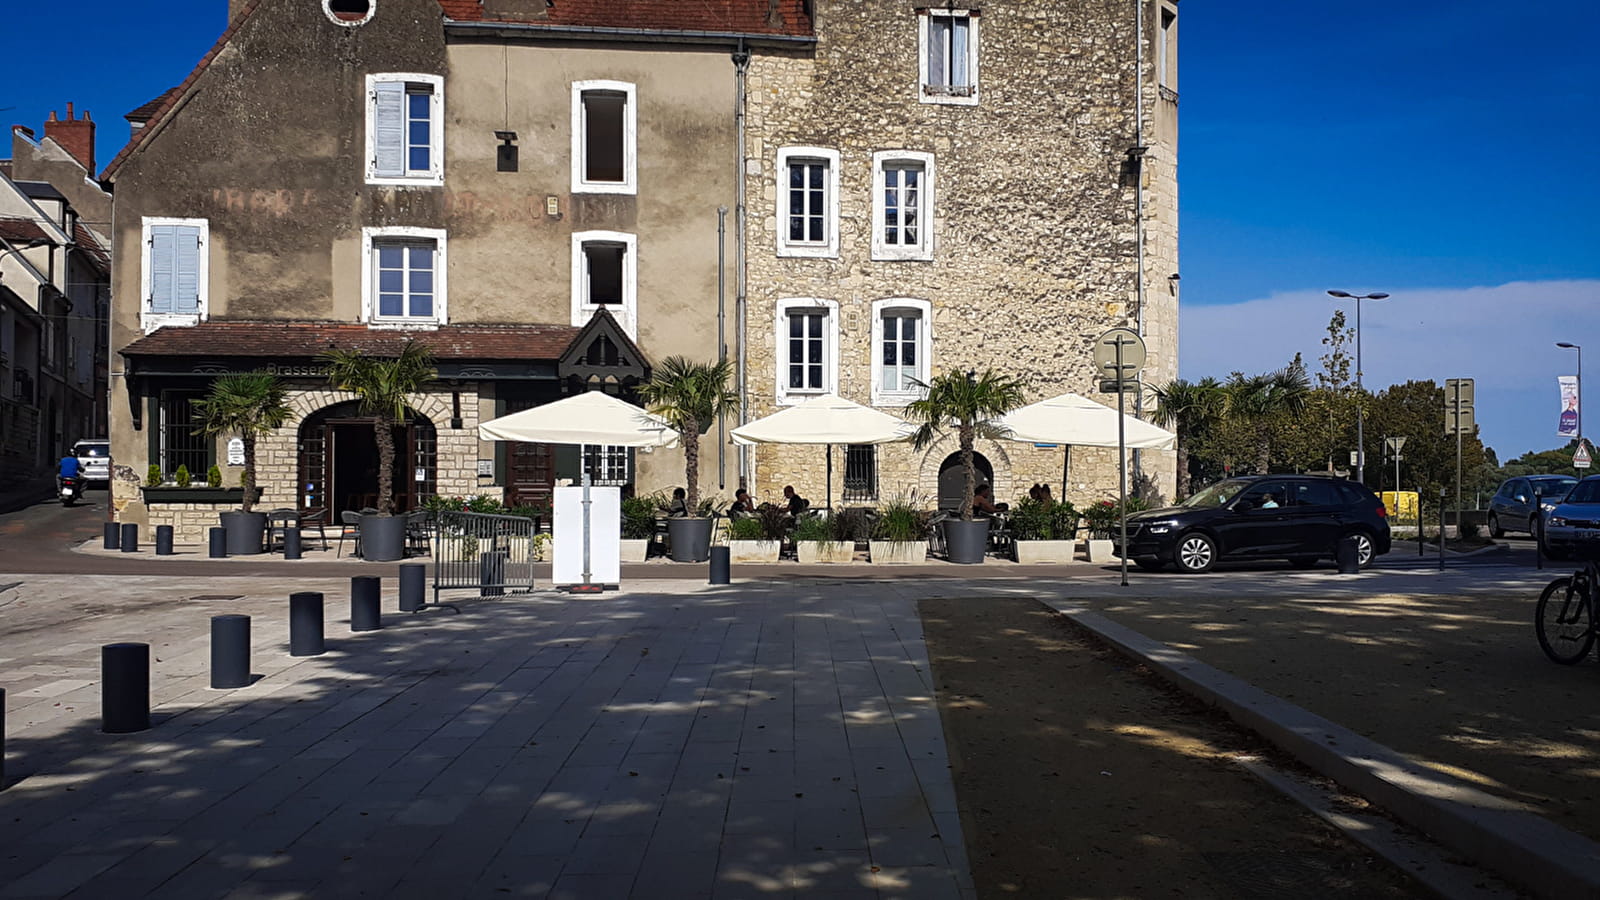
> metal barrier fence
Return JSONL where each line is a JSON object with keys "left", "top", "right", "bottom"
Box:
{"left": 432, "top": 511, "right": 537, "bottom": 605}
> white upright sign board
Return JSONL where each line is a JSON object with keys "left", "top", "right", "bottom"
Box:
{"left": 552, "top": 486, "right": 621, "bottom": 587}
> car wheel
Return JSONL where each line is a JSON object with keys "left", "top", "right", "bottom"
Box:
{"left": 1135, "top": 558, "right": 1166, "bottom": 572}
{"left": 1347, "top": 531, "right": 1375, "bottom": 567}
{"left": 1529, "top": 515, "right": 1542, "bottom": 539}
{"left": 1488, "top": 513, "right": 1504, "bottom": 538}
{"left": 1288, "top": 556, "right": 1319, "bottom": 569}
{"left": 1173, "top": 532, "right": 1217, "bottom": 574}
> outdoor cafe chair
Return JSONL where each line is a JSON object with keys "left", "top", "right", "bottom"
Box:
{"left": 337, "top": 510, "right": 363, "bottom": 558}
{"left": 297, "top": 507, "right": 329, "bottom": 551}
{"left": 265, "top": 507, "right": 298, "bottom": 552}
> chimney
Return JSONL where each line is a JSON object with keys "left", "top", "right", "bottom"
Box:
{"left": 43, "top": 102, "right": 96, "bottom": 175}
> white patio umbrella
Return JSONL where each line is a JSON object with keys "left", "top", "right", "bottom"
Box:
{"left": 998, "top": 392, "right": 1176, "bottom": 496}
{"left": 478, "top": 390, "right": 678, "bottom": 449}
{"left": 731, "top": 393, "right": 915, "bottom": 510}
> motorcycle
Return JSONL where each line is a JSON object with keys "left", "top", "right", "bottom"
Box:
{"left": 59, "top": 475, "right": 83, "bottom": 506}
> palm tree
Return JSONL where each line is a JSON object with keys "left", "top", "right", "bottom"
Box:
{"left": 636, "top": 356, "right": 739, "bottom": 511}
{"left": 322, "top": 340, "right": 436, "bottom": 516}
{"left": 1225, "top": 364, "right": 1309, "bottom": 475}
{"left": 193, "top": 371, "right": 291, "bottom": 514}
{"left": 904, "top": 369, "right": 1028, "bottom": 521}
{"left": 1152, "top": 376, "right": 1226, "bottom": 498}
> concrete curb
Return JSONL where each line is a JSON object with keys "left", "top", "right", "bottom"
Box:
{"left": 1046, "top": 601, "right": 1600, "bottom": 900}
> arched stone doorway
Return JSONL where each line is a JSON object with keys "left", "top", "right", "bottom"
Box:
{"left": 297, "top": 401, "right": 436, "bottom": 522}
{"left": 938, "top": 451, "right": 994, "bottom": 512}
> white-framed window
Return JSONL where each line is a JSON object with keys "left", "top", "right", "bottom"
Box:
{"left": 1158, "top": 5, "right": 1178, "bottom": 92}
{"left": 581, "top": 444, "right": 631, "bottom": 486}
{"left": 361, "top": 226, "right": 447, "bottom": 327}
{"left": 140, "top": 216, "right": 208, "bottom": 333}
{"left": 571, "top": 80, "right": 637, "bottom": 195}
{"left": 774, "top": 298, "right": 839, "bottom": 405}
{"left": 776, "top": 147, "right": 841, "bottom": 259}
{"left": 919, "top": 8, "right": 980, "bottom": 105}
{"left": 871, "top": 151, "right": 935, "bottom": 261}
{"left": 871, "top": 298, "right": 932, "bottom": 406}
{"left": 365, "top": 73, "right": 443, "bottom": 185}
{"left": 571, "top": 230, "right": 638, "bottom": 339}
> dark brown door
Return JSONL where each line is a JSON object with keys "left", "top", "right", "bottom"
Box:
{"left": 504, "top": 398, "right": 554, "bottom": 509}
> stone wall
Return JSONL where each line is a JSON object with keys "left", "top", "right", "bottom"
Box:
{"left": 742, "top": 0, "right": 1178, "bottom": 510}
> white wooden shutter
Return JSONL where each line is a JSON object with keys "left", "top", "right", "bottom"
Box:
{"left": 148, "top": 225, "right": 176, "bottom": 314}
{"left": 371, "top": 81, "right": 405, "bottom": 177}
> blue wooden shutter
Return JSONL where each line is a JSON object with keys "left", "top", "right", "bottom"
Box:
{"left": 173, "top": 225, "right": 202, "bottom": 314}
{"left": 148, "top": 225, "right": 176, "bottom": 314}
{"left": 371, "top": 81, "right": 405, "bottom": 177}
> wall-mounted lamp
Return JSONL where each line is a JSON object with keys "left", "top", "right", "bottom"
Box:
{"left": 495, "top": 131, "right": 519, "bottom": 173}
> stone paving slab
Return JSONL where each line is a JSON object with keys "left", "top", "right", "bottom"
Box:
{"left": 0, "top": 575, "right": 972, "bottom": 899}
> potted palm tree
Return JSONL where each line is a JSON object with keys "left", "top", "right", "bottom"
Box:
{"left": 193, "top": 371, "right": 291, "bottom": 555}
{"left": 322, "top": 340, "right": 436, "bottom": 561}
{"left": 905, "top": 369, "right": 1027, "bottom": 563}
{"left": 636, "top": 356, "right": 738, "bottom": 563}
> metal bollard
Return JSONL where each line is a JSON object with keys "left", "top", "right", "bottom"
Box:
{"left": 1335, "top": 536, "right": 1360, "bottom": 574}
{"left": 350, "top": 576, "right": 382, "bottom": 632}
{"left": 119, "top": 523, "right": 139, "bottom": 553}
{"left": 155, "top": 525, "right": 174, "bottom": 556}
{"left": 481, "top": 550, "right": 506, "bottom": 597}
{"left": 399, "top": 563, "right": 425, "bottom": 612}
{"left": 211, "top": 615, "right": 251, "bottom": 689}
{"left": 102, "top": 642, "right": 151, "bottom": 734}
{"left": 709, "top": 545, "right": 731, "bottom": 585}
{"left": 283, "top": 527, "right": 302, "bottom": 560}
{"left": 103, "top": 521, "right": 120, "bottom": 550}
{"left": 209, "top": 527, "right": 228, "bottom": 559}
{"left": 289, "top": 592, "right": 325, "bottom": 657}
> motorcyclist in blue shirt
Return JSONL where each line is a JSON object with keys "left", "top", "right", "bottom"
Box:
{"left": 59, "top": 450, "right": 81, "bottom": 486}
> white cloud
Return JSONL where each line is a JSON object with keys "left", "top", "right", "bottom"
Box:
{"left": 1179, "top": 280, "right": 1600, "bottom": 460}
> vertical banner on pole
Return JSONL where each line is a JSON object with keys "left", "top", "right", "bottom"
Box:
{"left": 1559, "top": 375, "right": 1580, "bottom": 438}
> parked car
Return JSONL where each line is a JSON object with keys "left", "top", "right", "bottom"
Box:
{"left": 1488, "top": 474, "right": 1576, "bottom": 538}
{"left": 1113, "top": 474, "right": 1392, "bottom": 574}
{"left": 1538, "top": 475, "right": 1600, "bottom": 560}
{"left": 72, "top": 439, "right": 111, "bottom": 485}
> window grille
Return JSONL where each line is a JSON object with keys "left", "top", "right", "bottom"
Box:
{"left": 582, "top": 444, "right": 630, "bottom": 486}
{"left": 160, "top": 391, "right": 211, "bottom": 477}
{"left": 844, "top": 444, "right": 878, "bottom": 501}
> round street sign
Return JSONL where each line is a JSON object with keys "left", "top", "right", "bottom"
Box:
{"left": 1093, "top": 328, "right": 1146, "bottom": 380}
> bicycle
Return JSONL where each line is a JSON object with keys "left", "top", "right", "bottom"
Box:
{"left": 1536, "top": 558, "right": 1599, "bottom": 664}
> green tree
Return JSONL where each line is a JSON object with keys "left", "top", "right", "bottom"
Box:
{"left": 322, "top": 341, "right": 436, "bottom": 516}
{"left": 1364, "top": 379, "right": 1487, "bottom": 504}
{"left": 192, "top": 371, "right": 292, "bottom": 514}
{"left": 1151, "top": 376, "right": 1226, "bottom": 498}
{"left": 904, "top": 369, "right": 1028, "bottom": 521}
{"left": 1223, "top": 363, "right": 1310, "bottom": 475}
{"left": 636, "top": 357, "right": 739, "bottom": 512}
{"left": 1318, "top": 309, "right": 1354, "bottom": 390}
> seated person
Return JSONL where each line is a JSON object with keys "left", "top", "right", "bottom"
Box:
{"left": 1029, "top": 484, "right": 1043, "bottom": 502}
{"left": 667, "top": 487, "right": 688, "bottom": 517}
{"left": 728, "top": 488, "right": 757, "bottom": 518}
{"left": 1259, "top": 492, "right": 1280, "bottom": 509}
{"left": 783, "top": 485, "right": 809, "bottom": 515}
{"left": 972, "top": 484, "right": 1008, "bottom": 516}
{"left": 1038, "top": 484, "right": 1055, "bottom": 504}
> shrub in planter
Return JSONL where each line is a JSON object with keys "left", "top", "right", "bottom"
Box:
{"left": 1009, "top": 498, "right": 1080, "bottom": 541}
{"left": 796, "top": 513, "right": 855, "bottom": 563}
{"left": 831, "top": 507, "right": 872, "bottom": 544}
{"left": 1083, "top": 496, "right": 1150, "bottom": 539}
{"left": 206, "top": 465, "right": 223, "bottom": 488}
{"left": 728, "top": 517, "right": 765, "bottom": 541}
{"left": 793, "top": 514, "right": 834, "bottom": 543}
{"left": 146, "top": 465, "right": 163, "bottom": 487}
{"left": 870, "top": 493, "right": 931, "bottom": 563}
{"left": 621, "top": 494, "right": 659, "bottom": 540}
{"left": 175, "top": 465, "right": 191, "bottom": 488}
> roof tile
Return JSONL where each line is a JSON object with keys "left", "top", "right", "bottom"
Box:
{"left": 0, "top": 218, "right": 51, "bottom": 245}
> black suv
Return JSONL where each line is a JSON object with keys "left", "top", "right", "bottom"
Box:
{"left": 1112, "top": 475, "right": 1392, "bottom": 573}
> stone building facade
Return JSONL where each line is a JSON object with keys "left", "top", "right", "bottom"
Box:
{"left": 740, "top": 0, "right": 1180, "bottom": 511}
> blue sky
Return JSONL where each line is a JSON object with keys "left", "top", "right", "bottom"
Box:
{"left": 3, "top": 1, "right": 1595, "bottom": 460}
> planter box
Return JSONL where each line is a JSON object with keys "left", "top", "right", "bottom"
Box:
{"left": 728, "top": 539, "right": 781, "bottom": 563}
{"left": 1086, "top": 539, "right": 1116, "bottom": 563}
{"left": 943, "top": 519, "right": 989, "bottom": 564}
{"left": 620, "top": 538, "right": 649, "bottom": 562}
{"left": 1015, "top": 540, "right": 1078, "bottom": 564}
{"left": 797, "top": 541, "right": 855, "bottom": 564}
{"left": 668, "top": 517, "right": 715, "bottom": 562}
{"left": 870, "top": 541, "right": 928, "bottom": 564}
{"left": 143, "top": 486, "right": 263, "bottom": 504}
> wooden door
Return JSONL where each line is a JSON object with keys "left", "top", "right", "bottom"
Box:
{"left": 505, "top": 397, "right": 554, "bottom": 508}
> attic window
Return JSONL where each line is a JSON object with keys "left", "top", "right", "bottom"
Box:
{"left": 324, "top": 0, "right": 374, "bottom": 25}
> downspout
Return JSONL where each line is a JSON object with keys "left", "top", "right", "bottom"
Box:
{"left": 717, "top": 205, "right": 727, "bottom": 489}
{"left": 1132, "top": 0, "right": 1147, "bottom": 492}
{"left": 733, "top": 41, "right": 751, "bottom": 490}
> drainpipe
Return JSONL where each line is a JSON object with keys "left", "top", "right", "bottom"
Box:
{"left": 1131, "top": 0, "right": 1147, "bottom": 493}
{"left": 717, "top": 205, "right": 727, "bottom": 489}
{"left": 733, "top": 42, "right": 751, "bottom": 490}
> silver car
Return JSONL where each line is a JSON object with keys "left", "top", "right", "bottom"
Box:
{"left": 1488, "top": 474, "right": 1576, "bottom": 537}
{"left": 1540, "top": 475, "right": 1600, "bottom": 560}
{"left": 73, "top": 439, "right": 111, "bottom": 484}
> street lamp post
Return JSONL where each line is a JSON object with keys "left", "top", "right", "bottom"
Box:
{"left": 1327, "top": 289, "right": 1390, "bottom": 484}
{"left": 1558, "top": 341, "right": 1582, "bottom": 450}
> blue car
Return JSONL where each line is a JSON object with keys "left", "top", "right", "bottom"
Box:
{"left": 1488, "top": 474, "right": 1576, "bottom": 538}
{"left": 1539, "top": 475, "right": 1600, "bottom": 560}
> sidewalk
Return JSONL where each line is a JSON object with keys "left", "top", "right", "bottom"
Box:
{"left": 0, "top": 575, "right": 974, "bottom": 899}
